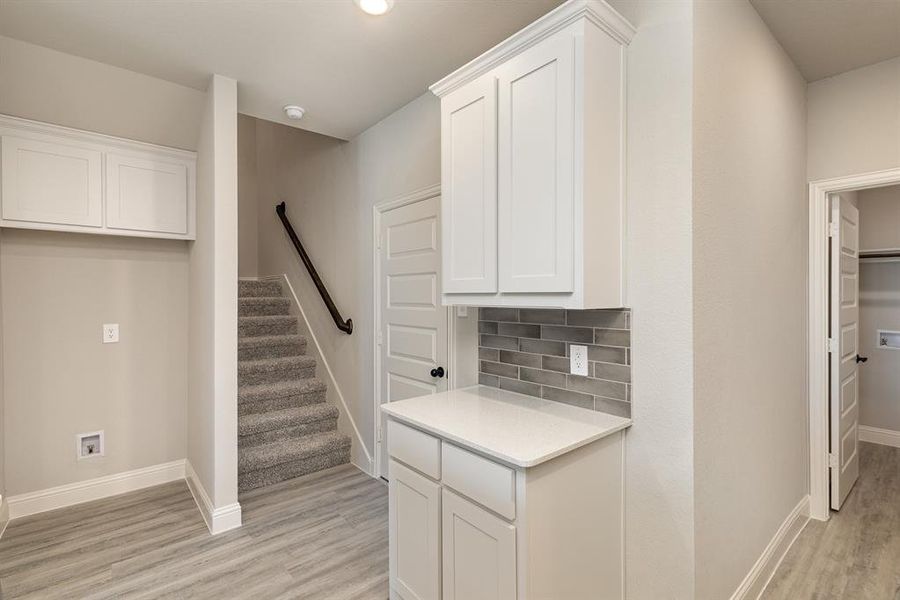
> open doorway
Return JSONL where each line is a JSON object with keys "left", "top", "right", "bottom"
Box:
{"left": 808, "top": 169, "right": 900, "bottom": 521}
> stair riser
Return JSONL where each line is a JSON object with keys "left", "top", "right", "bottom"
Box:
{"left": 239, "top": 320, "right": 297, "bottom": 337}
{"left": 238, "top": 340, "right": 306, "bottom": 361}
{"left": 239, "top": 300, "right": 292, "bottom": 317}
{"left": 239, "top": 390, "right": 326, "bottom": 415}
{"left": 239, "top": 281, "right": 283, "bottom": 298}
{"left": 239, "top": 448, "right": 350, "bottom": 492}
{"left": 239, "top": 418, "right": 338, "bottom": 448}
{"left": 239, "top": 364, "right": 315, "bottom": 387}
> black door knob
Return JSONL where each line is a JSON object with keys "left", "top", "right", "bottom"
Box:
{"left": 430, "top": 366, "right": 445, "bottom": 378}
{"left": 856, "top": 354, "right": 868, "bottom": 364}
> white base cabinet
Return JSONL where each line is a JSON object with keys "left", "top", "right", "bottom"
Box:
{"left": 0, "top": 114, "right": 196, "bottom": 240}
{"left": 431, "top": 1, "right": 635, "bottom": 308}
{"left": 387, "top": 418, "right": 625, "bottom": 600}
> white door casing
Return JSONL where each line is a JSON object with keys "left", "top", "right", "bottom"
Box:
{"left": 830, "top": 194, "right": 861, "bottom": 510}
{"left": 376, "top": 191, "right": 449, "bottom": 478}
{"left": 496, "top": 29, "right": 575, "bottom": 293}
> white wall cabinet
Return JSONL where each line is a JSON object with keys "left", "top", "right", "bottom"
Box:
{"left": 0, "top": 114, "right": 196, "bottom": 240}
{"left": 431, "top": 0, "right": 635, "bottom": 308}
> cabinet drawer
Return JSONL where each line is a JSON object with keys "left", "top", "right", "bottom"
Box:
{"left": 442, "top": 443, "right": 516, "bottom": 520}
{"left": 388, "top": 420, "right": 441, "bottom": 480}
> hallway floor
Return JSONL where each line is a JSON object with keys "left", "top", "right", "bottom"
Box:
{"left": 763, "top": 442, "right": 900, "bottom": 600}
{"left": 0, "top": 464, "right": 388, "bottom": 599}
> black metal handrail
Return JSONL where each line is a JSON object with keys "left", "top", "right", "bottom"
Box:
{"left": 275, "top": 202, "right": 353, "bottom": 334}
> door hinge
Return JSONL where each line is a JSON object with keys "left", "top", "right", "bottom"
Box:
{"left": 376, "top": 427, "right": 383, "bottom": 443}
{"left": 828, "top": 338, "right": 838, "bottom": 353}
{"left": 828, "top": 223, "right": 839, "bottom": 237}
{"left": 828, "top": 453, "right": 839, "bottom": 468}
{"left": 377, "top": 330, "right": 383, "bottom": 347}
{"left": 377, "top": 233, "right": 383, "bottom": 249}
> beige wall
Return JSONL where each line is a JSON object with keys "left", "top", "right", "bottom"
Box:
{"left": 0, "top": 36, "right": 204, "bottom": 150}
{"left": 0, "top": 37, "right": 204, "bottom": 496}
{"left": 238, "top": 115, "right": 259, "bottom": 277}
{"left": 693, "top": 1, "right": 808, "bottom": 598}
{"left": 808, "top": 56, "right": 900, "bottom": 181}
{"left": 2, "top": 231, "right": 189, "bottom": 495}
{"left": 858, "top": 185, "right": 900, "bottom": 433}
{"left": 621, "top": 1, "right": 696, "bottom": 597}
{"left": 188, "top": 75, "right": 240, "bottom": 510}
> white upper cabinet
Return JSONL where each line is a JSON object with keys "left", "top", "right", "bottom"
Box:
{"left": 0, "top": 114, "right": 196, "bottom": 240}
{"left": 442, "top": 74, "right": 498, "bottom": 293}
{"left": 1, "top": 136, "right": 103, "bottom": 228}
{"left": 431, "top": 0, "right": 634, "bottom": 309}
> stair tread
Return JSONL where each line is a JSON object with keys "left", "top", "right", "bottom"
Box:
{"left": 238, "top": 334, "right": 305, "bottom": 349}
{"left": 239, "top": 404, "right": 338, "bottom": 436}
{"left": 239, "top": 431, "right": 351, "bottom": 471}
{"left": 239, "top": 315, "right": 296, "bottom": 324}
{"left": 239, "top": 355, "right": 315, "bottom": 369}
{"left": 239, "top": 378, "right": 327, "bottom": 402}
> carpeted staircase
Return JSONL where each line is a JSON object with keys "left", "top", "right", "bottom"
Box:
{"left": 238, "top": 279, "right": 351, "bottom": 492}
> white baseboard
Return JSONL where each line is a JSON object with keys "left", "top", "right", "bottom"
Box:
{"left": 263, "top": 274, "right": 375, "bottom": 476}
{"left": 859, "top": 425, "right": 900, "bottom": 449}
{"left": 6, "top": 460, "right": 186, "bottom": 520}
{"left": 0, "top": 495, "right": 9, "bottom": 540}
{"left": 184, "top": 460, "right": 242, "bottom": 535}
{"left": 731, "top": 495, "right": 810, "bottom": 600}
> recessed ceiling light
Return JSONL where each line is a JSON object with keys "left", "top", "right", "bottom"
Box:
{"left": 354, "top": 0, "right": 394, "bottom": 16}
{"left": 283, "top": 105, "right": 305, "bottom": 120}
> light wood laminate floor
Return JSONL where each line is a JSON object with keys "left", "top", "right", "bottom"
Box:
{"left": 0, "top": 464, "right": 388, "bottom": 599}
{"left": 763, "top": 442, "right": 900, "bottom": 600}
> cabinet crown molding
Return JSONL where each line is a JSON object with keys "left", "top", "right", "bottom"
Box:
{"left": 429, "top": 0, "right": 635, "bottom": 98}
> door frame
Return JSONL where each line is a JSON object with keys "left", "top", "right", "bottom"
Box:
{"left": 807, "top": 167, "right": 900, "bottom": 521}
{"left": 373, "top": 183, "right": 456, "bottom": 479}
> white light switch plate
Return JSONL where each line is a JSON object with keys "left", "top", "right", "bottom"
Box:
{"left": 102, "top": 323, "right": 119, "bottom": 343}
{"left": 570, "top": 344, "right": 588, "bottom": 376}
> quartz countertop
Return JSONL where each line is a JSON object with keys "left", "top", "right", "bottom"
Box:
{"left": 380, "top": 385, "right": 631, "bottom": 468}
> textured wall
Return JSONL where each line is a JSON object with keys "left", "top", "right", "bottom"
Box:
{"left": 477, "top": 308, "right": 631, "bottom": 416}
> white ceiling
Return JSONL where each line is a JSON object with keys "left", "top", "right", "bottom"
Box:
{"left": 0, "top": 0, "right": 562, "bottom": 140}
{"left": 750, "top": 0, "right": 900, "bottom": 82}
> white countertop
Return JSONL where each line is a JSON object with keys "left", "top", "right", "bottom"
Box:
{"left": 380, "top": 385, "right": 631, "bottom": 468}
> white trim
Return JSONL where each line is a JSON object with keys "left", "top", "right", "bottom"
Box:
{"left": 731, "top": 496, "right": 810, "bottom": 600}
{"left": 429, "top": 0, "right": 635, "bottom": 97}
{"left": 807, "top": 168, "right": 900, "bottom": 521}
{"left": 0, "top": 495, "right": 9, "bottom": 540}
{"left": 372, "top": 184, "right": 454, "bottom": 480}
{"left": 184, "top": 460, "right": 242, "bottom": 535}
{"left": 859, "top": 425, "right": 900, "bottom": 448}
{"left": 259, "top": 274, "right": 375, "bottom": 475}
{"left": 6, "top": 459, "right": 186, "bottom": 520}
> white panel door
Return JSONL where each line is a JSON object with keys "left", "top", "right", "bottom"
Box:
{"left": 497, "top": 31, "right": 575, "bottom": 293}
{"left": 105, "top": 153, "right": 189, "bottom": 234}
{"left": 830, "top": 194, "right": 861, "bottom": 510}
{"left": 378, "top": 194, "right": 448, "bottom": 477}
{"left": 441, "top": 75, "right": 498, "bottom": 293}
{"left": 389, "top": 460, "right": 441, "bottom": 600}
{"left": 442, "top": 489, "right": 516, "bottom": 600}
{"left": 0, "top": 135, "right": 102, "bottom": 227}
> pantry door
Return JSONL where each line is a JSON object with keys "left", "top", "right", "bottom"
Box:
{"left": 829, "top": 194, "right": 861, "bottom": 510}
{"left": 377, "top": 189, "right": 449, "bottom": 479}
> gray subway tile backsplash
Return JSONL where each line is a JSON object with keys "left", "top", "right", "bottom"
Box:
{"left": 478, "top": 307, "right": 632, "bottom": 418}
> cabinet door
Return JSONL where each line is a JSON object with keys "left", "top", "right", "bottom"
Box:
{"left": 389, "top": 460, "right": 441, "bottom": 600}
{"left": 0, "top": 135, "right": 102, "bottom": 227}
{"left": 497, "top": 31, "right": 575, "bottom": 293}
{"left": 106, "top": 153, "right": 189, "bottom": 235}
{"left": 442, "top": 489, "right": 516, "bottom": 600}
{"left": 441, "top": 74, "right": 498, "bottom": 294}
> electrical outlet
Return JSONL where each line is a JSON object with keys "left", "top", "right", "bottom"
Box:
{"left": 102, "top": 323, "right": 119, "bottom": 343}
{"left": 570, "top": 344, "right": 588, "bottom": 376}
